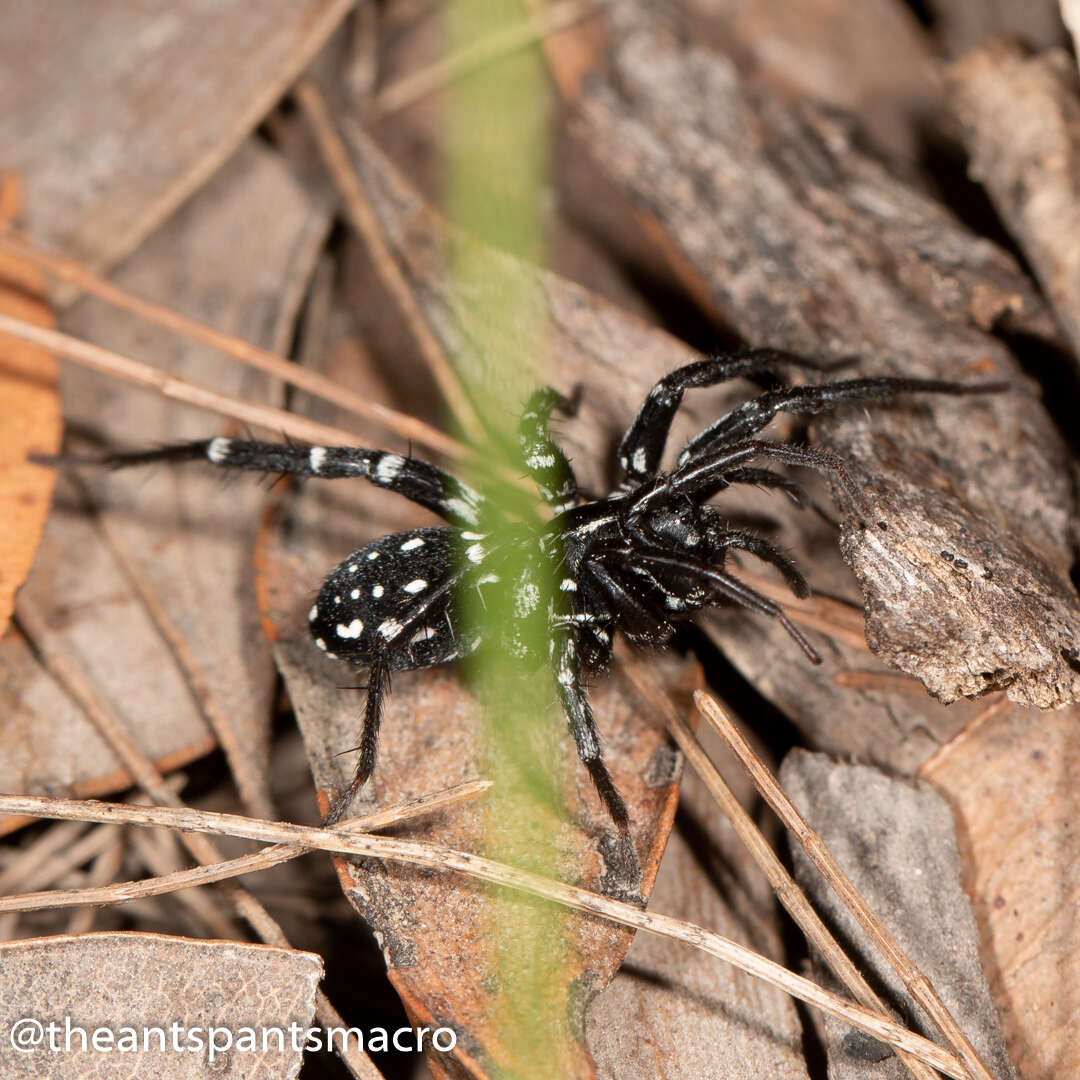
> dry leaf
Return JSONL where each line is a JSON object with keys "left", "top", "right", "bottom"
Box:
{"left": 0, "top": 177, "right": 60, "bottom": 636}
{"left": 588, "top": 723, "right": 809, "bottom": 1079}
{"left": 0, "top": 931, "right": 322, "bottom": 1078}
{"left": 923, "top": 705, "right": 1080, "bottom": 1080}
{"left": 0, "top": 0, "right": 354, "bottom": 273}
{"left": 5, "top": 141, "right": 328, "bottom": 823}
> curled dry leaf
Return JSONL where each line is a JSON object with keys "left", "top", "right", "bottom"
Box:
{"left": 780, "top": 751, "right": 1016, "bottom": 1080}
{"left": 0, "top": 932, "right": 322, "bottom": 1079}
{"left": 550, "top": 0, "right": 1080, "bottom": 709}
{"left": 0, "top": 178, "right": 60, "bottom": 637}
{"left": 3, "top": 142, "right": 327, "bottom": 826}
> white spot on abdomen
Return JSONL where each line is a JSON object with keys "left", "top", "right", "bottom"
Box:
{"left": 403, "top": 579, "right": 427, "bottom": 594}
{"left": 336, "top": 619, "right": 364, "bottom": 638}
{"left": 400, "top": 537, "right": 425, "bottom": 552}
{"left": 371, "top": 584, "right": 384, "bottom": 598}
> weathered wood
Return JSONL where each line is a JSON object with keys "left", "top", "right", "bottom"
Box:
{"left": 564, "top": 0, "right": 1080, "bottom": 709}
{"left": 675, "top": 0, "right": 941, "bottom": 166}
{"left": 922, "top": 0, "right": 1066, "bottom": 57}
{"left": 948, "top": 41, "right": 1080, "bottom": 361}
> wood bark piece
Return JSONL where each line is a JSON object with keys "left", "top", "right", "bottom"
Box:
{"left": 253, "top": 285, "right": 693, "bottom": 1079}
{"left": 922, "top": 0, "right": 1066, "bottom": 57}
{"left": 0, "top": 0, "right": 355, "bottom": 274}
{"left": 0, "top": 180, "right": 61, "bottom": 635}
{"left": 0, "top": 932, "right": 322, "bottom": 1079}
{"left": 923, "top": 704, "right": 1080, "bottom": 1080}
{"left": 8, "top": 140, "right": 328, "bottom": 821}
{"left": 563, "top": 0, "right": 1080, "bottom": 709}
{"left": 587, "top": 724, "right": 809, "bottom": 1080}
{"left": 676, "top": 0, "right": 942, "bottom": 166}
{"left": 780, "top": 750, "right": 1016, "bottom": 1080}
{"left": 948, "top": 40, "right": 1080, "bottom": 361}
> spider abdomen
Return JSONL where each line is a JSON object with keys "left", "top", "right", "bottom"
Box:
{"left": 308, "top": 527, "right": 473, "bottom": 671}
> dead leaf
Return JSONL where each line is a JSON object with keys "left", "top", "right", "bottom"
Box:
{"left": 923, "top": 705, "right": 1080, "bottom": 1080}
{"left": 5, "top": 140, "right": 328, "bottom": 823}
{"left": 0, "top": 931, "right": 322, "bottom": 1078}
{"left": 0, "top": 176, "right": 60, "bottom": 636}
{"left": 0, "top": 0, "right": 354, "bottom": 274}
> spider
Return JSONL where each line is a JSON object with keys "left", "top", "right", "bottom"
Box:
{"left": 90, "top": 348, "right": 1002, "bottom": 841}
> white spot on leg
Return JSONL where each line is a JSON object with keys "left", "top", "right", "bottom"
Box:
{"left": 336, "top": 619, "right": 364, "bottom": 638}
{"left": 315, "top": 638, "right": 328, "bottom": 651}
{"left": 526, "top": 451, "right": 556, "bottom": 470}
{"left": 400, "top": 537, "right": 425, "bottom": 552}
{"left": 559, "top": 578, "right": 577, "bottom": 592}
{"left": 466, "top": 543, "right": 485, "bottom": 564}
{"left": 631, "top": 447, "right": 647, "bottom": 474}
{"left": 378, "top": 619, "right": 404, "bottom": 640}
{"left": 207, "top": 437, "right": 231, "bottom": 464}
{"left": 376, "top": 453, "right": 404, "bottom": 483}
{"left": 403, "top": 579, "right": 427, "bottom": 594}
{"left": 410, "top": 627, "right": 438, "bottom": 644}
{"left": 309, "top": 446, "right": 327, "bottom": 473}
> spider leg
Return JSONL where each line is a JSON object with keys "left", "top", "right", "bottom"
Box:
{"left": 84, "top": 438, "right": 491, "bottom": 529}
{"left": 324, "top": 653, "right": 390, "bottom": 825}
{"left": 583, "top": 557, "right": 673, "bottom": 646}
{"left": 552, "top": 629, "right": 632, "bottom": 839}
{"left": 613, "top": 549, "right": 821, "bottom": 663}
{"left": 519, "top": 387, "right": 580, "bottom": 514}
{"left": 707, "top": 527, "right": 811, "bottom": 597}
{"left": 720, "top": 466, "right": 808, "bottom": 506}
{"left": 631, "top": 440, "right": 868, "bottom": 527}
{"left": 617, "top": 348, "right": 833, "bottom": 486}
{"left": 677, "top": 376, "right": 1007, "bottom": 466}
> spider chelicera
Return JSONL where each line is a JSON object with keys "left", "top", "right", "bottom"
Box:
{"left": 95, "top": 349, "right": 1002, "bottom": 841}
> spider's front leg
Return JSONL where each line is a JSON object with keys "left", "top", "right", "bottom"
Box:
{"left": 617, "top": 348, "right": 833, "bottom": 486}
{"left": 677, "top": 376, "right": 1008, "bottom": 466}
{"left": 76, "top": 436, "right": 491, "bottom": 529}
{"left": 518, "top": 387, "right": 580, "bottom": 514}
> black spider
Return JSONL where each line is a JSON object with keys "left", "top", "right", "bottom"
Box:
{"left": 90, "top": 348, "right": 1002, "bottom": 842}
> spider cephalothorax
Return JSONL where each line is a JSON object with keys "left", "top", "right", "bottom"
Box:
{"left": 96, "top": 349, "right": 1003, "bottom": 839}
